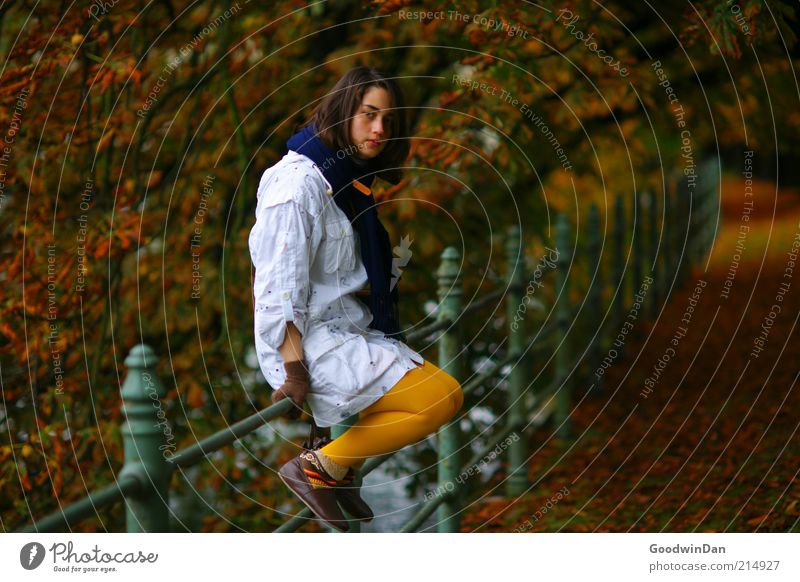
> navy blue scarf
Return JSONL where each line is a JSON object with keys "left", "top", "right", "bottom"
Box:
{"left": 286, "top": 123, "right": 403, "bottom": 339}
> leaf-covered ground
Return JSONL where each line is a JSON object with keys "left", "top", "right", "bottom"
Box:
{"left": 461, "top": 176, "right": 800, "bottom": 532}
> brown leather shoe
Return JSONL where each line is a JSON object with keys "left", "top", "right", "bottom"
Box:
{"left": 278, "top": 451, "right": 350, "bottom": 532}
{"left": 336, "top": 468, "right": 374, "bottom": 522}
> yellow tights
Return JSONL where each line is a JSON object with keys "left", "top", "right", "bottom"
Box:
{"left": 319, "top": 359, "right": 464, "bottom": 468}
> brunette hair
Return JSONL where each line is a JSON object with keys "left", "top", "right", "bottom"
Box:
{"left": 303, "top": 66, "right": 409, "bottom": 185}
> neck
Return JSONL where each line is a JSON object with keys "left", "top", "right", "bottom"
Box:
{"left": 286, "top": 123, "right": 377, "bottom": 192}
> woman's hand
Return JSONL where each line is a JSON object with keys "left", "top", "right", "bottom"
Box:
{"left": 273, "top": 321, "right": 308, "bottom": 419}
{"left": 272, "top": 359, "right": 310, "bottom": 420}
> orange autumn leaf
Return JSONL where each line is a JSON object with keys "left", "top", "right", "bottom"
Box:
{"left": 186, "top": 382, "right": 205, "bottom": 409}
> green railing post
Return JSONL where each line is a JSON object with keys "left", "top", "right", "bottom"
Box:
{"left": 331, "top": 415, "right": 361, "bottom": 532}
{"left": 119, "top": 344, "right": 172, "bottom": 532}
{"left": 691, "top": 172, "right": 702, "bottom": 263}
{"left": 613, "top": 194, "right": 626, "bottom": 359}
{"left": 663, "top": 190, "right": 673, "bottom": 299}
{"left": 587, "top": 203, "right": 604, "bottom": 395}
{"left": 688, "top": 180, "right": 695, "bottom": 268}
{"left": 710, "top": 163, "right": 720, "bottom": 256}
{"left": 554, "top": 215, "right": 572, "bottom": 439}
{"left": 673, "top": 178, "right": 691, "bottom": 283}
{"left": 632, "top": 192, "right": 643, "bottom": 304}
{"left": 656, "top": 191, "right": 665, "bottom": 308}
{"left": 505, "top": 225, "right": 527, "bottom": 496}
{"left": 693, "top": 178, "right": 704, "bottom": 264}
{"left": 613, "top": 194, "right": 626, "bottom": 314}
{"left": 697, "top": 163, "right": 719, "bottom": 262}
{"left": 647, "top": 191, "right": 660, "bottom": 320}
{"left": 436, "top": 246, "right": 463, "bottom": 532}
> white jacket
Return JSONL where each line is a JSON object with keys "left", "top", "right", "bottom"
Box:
{"left": 249, "top": 151, "right": 424, "bottom": 427}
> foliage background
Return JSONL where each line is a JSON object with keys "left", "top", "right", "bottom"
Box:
{"left": 1, "top": 0, "right": 797, "bottom": 531}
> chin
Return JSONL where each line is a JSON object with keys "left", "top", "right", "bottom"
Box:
{"left": 357, "top": 142, "right": 384, "bottom": 159}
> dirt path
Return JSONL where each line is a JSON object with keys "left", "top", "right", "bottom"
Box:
{"left": 462, "top": 176, "right": 800, "bottom": 532}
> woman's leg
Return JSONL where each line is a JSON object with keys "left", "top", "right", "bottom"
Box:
{"left": 319, "top": 359, "right": 464, "bottom": 467}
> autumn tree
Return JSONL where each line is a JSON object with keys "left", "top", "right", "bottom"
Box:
{"left": 1, "top": 0, "right": 796, "bottom": 531}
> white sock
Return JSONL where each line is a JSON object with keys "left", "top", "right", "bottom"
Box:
{"left": 314, "top": 450, "right": 349, "bottom": 481}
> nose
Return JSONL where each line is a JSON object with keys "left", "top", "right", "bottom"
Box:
{"left": 372, "top": 117, "right": 384, "bottom": 137}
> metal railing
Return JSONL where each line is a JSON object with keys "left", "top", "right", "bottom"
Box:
{"left": 18, "top": 165, "right": 719, "bottom": 533}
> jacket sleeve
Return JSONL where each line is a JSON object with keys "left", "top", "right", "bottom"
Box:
{"left": 250, "top": 197, "right": 314, "bottom": 352}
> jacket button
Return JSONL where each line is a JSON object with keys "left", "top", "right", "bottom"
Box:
{"left": 282, "top": 292, "right": 289, "bottom": 299}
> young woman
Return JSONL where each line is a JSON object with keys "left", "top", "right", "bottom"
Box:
{"left": 249, "top": 66, "right": 464, "bottom": 532}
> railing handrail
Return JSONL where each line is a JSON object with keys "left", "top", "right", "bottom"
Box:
{"left": 169, "top": 399, "right": 292, "bottom": 468}
{"left": 17, "top": 475, "right": 141, "bottom": 534}
{"left": 401, "top": 270, "right": 558, "bottom": 344}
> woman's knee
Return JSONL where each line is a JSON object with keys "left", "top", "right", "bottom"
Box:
{"left": 450, "top": 382, "right": 464, "bottom": 416}
{"left": 432, "top": 379, "right": 463, "bottom": 426}
{"left": 433, "top": 369, "right": 463, "bottom": 418}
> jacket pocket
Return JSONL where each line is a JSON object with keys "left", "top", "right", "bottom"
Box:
{"left": 308, "top": 349, "right": 359, "bottom": 415}
{"left": 323, "top": 218, "right": 355, "bottom": 273}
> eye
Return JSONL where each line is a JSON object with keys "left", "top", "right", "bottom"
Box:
{"left": 365, "top": 111, "right": 376, "bottom": 119}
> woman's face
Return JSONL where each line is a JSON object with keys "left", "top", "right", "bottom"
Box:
{"left": 350, "top": 86, "right": 394, "bottom": 160}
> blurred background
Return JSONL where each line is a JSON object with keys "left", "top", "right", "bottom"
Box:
{"left": 1, "top": 0, "right": 798, "bottom": 532}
